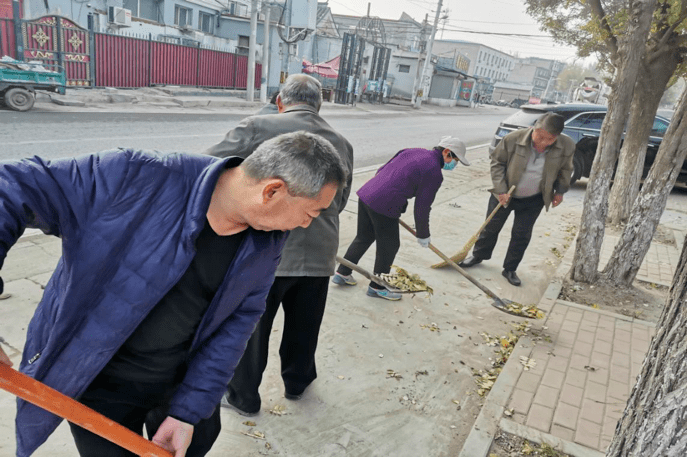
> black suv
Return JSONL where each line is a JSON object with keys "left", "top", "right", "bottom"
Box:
{"left": 488, "top": 103, "right": 680, "bottom": 186}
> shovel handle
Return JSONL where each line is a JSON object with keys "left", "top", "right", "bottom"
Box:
{"left": 398, "top": 219, "right": 502, "bottom": 301}
{"left": 0, "top": 363, "right": 173, "bottom": 457}
{"left": 336, "top": 256, "right": 387, "bottom": 287}
{"left": 335, "top": 256, "right": 410, "bottom": 293}
{"left": 431, "top": 185, "right": 516, "bottom": 268}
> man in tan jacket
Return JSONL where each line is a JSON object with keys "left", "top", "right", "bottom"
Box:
{"left": 460, "top": 112, "right": 575, "bottom": 286}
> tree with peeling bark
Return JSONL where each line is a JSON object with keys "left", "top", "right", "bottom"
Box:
{"left": 602, "top": 87, "right": 687, "bottom": 285}
{"left": 570, "top": 0, "right": 658, "bottom": 283}
{"left": 606, "top": 231, "right": 687, "bottom": 455}
{"left": 608, "top": 2, "right": 687, "bottom": 225}
{"left": 525, "top": 0, "right": 687, "bottom": 283}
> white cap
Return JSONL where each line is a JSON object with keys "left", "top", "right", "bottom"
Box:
{"left": 438, "top": 136, "right": 469, "bottom": 166}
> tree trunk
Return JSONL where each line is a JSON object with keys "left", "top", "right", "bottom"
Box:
{"left": 605, "top": 232, "right": 687, "bottom": 456}
{"left": 569, "top": 0, "right": 658, "bottom": 283}
{"left": 607, "top": 50, "right": 681, "bottom": 225}
{"left": 602, "top": 87, "right": 687, "bottom": 286}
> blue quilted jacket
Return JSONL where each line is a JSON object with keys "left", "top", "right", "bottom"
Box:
{"left": 0, "top": 149, "right": 287, "bottom": 456}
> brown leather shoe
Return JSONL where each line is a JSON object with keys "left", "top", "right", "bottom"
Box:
{"left": 502, "top": 270, "right": 521, "bottom": 286}
{"left": 459, "top": 256, "right": 482, "bottom": 268}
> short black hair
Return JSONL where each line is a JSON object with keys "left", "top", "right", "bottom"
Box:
{"left": 534, "top": 112, "right": 565, "bottom": 136}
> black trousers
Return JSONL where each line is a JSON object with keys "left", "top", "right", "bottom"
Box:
{"left": 69, "top": 374, "right": 221, "bottom": 457}
{"left": 336, "top": 200, "right": 400, "bottom": 289}
{"left": 226, "top": 276, "right": 329, "bottom": 412}
{"left": 472, "top": 193, "right": 545, "bottom": 272}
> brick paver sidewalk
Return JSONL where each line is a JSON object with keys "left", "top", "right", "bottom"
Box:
{"left": 507, "top": 301, "right": 654, "bottom": 452}
{"left": 497, "top": 236, "right": 680, "bottom": 456}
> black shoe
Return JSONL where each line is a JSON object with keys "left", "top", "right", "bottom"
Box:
{"left": 502, "top": 270, "right": 521, "bottom": 286}
{"left": 459, "top": 256, "right": 482, "bottom": 268}
{"left": 220, "top": 393, "right": 260, "bottom": 416}
{"left": 284, "top": 389, "right": 304, "bottom": 401}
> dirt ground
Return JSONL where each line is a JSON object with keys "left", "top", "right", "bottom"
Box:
{"left": 557, "top": 224, "right": 674, "bottom": 323}
{"left": 487, "top": 429, "right": 573, "bottom": 456}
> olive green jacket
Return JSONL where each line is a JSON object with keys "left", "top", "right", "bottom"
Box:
{"left": 489, "top": 127, "right": 575, "bottom": 209}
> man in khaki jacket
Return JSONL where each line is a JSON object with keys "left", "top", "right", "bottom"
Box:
{"left": 460, "top": 112, "right": 574, "bottom": 286}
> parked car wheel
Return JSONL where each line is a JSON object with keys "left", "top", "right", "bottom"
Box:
{"left": 4, "top": 88, "right": 35, "bottom": 112}
{"left": 571, "top": 154, "right": 584, "bottom": 186}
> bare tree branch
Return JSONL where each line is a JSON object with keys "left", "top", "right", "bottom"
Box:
{"left": 588, "top": 0, "right": 620, "bottom": 57}
{"left": 655, "top": 8, "right": 687, "bottom": 49}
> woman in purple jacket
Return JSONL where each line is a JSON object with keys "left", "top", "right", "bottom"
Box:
{"left": 333, "top": 137, "right": 469, "bottom": 300}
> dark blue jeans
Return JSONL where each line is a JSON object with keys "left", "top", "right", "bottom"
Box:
{"left": 472, "top": 193, "right": 545, "bottom": 272}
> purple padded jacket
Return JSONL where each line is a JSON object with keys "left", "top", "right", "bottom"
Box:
{"left": 356, "top": 148, "right": 444, "bottom": 238}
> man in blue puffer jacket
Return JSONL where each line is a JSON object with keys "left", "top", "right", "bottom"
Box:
{"left": 0, "top": 131, "right": 348, "bottom": 457}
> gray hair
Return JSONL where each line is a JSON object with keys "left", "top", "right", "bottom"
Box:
{"left": 279, "top": 74, "right": 323, "bottom": 111}
{"left": 242, "top": 131, "right": 347, "bottom": 198}
{"left": 534, "top": 112, "right": 565, "bottom": 136}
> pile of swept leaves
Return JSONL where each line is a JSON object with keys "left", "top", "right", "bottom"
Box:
{"left": 472, "top": 321, "right": 532, "bottom": 397}
{"left": 380, "top": 265, "right": 433, "bottom": 295}
{"left": 504, "top": 302, "right": 545, "bottom": 319}
{"left": 489, "top": 430, "right": 571, "bottom": 457}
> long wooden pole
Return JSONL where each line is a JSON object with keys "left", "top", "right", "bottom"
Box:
{"left": 0, "top": 364, "right": 173, "bottom": 457}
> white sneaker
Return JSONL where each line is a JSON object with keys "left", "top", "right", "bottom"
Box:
{"left": 332, "top": 273, "right": 357, "bottom": 286}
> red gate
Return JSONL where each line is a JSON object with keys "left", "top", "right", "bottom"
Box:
{"left": 0, "top": 18, "right": 16, "bottom": 58}
{"left": 21, "top": 15, "right": 90, "bottom": 86}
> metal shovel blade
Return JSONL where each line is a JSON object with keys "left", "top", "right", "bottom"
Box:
{"left": 491, "top": 298, "right": 538, "bottom": 319}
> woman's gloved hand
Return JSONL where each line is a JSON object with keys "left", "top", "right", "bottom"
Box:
{"left": 417, "top": 237, "right": 431, "bottom": 248}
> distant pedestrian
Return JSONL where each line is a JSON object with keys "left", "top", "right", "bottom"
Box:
{"left": 459, "top": 112, "right": 574, "bottom": 286}
{"left": 255, "top": 91, "right": 280, "bottom": 115}
{"left": 333, "top": 137, "right": 469, "bottom": 300}
{"left": 206, "top": 74, "right": 354, "bottom": 416}
{"left": 0, "top": 131, "right": 347, "bottom": 457}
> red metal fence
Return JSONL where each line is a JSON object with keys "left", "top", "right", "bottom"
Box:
{"left": 0, "top": 18, "right": 16, "bottom": 58}
{"left": 94, "top": 31, "right": 260, "bottom": 89}
{"left": 2, "top": 15, "right": 261, "bottom": 89}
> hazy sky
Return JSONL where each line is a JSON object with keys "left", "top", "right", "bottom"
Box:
{"left": 326, "top": 0, "right": 588, "bottom": 65}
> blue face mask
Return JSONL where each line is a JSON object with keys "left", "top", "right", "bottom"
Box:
{"left": 443, "top": 159, "right": 457, "bottom": 171}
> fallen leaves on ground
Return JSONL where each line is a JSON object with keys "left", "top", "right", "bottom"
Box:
{"left": 420, "top": 322, "right": 440, "bottom": 332}
{"left": 386, "top": 369, "right": 403, "bottom": 380}
{"left": 241, "top": 430, "right": 266, "bottom": 440}
{"left": 505, "top": 302, "right": 546, "bottom": 319}
{"left": 268, "top": 404, "right": 287, "bottom": 416}
{"left": 474, "top": 322, "right": 539, "bottom": 396}
{"left": 380, "top": 265, "right": 433, "bottom": 294}
{"left": 519, "top": 356, "right": 536, "bottom": 371}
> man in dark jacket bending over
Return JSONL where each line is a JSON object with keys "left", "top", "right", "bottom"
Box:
{"left": 0, "top": 131, "right": 347, "bottom": 457}
{"left": 206, "top": 74, "right": 354, "bottom": 415}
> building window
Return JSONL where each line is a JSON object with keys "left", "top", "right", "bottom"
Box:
{"left": 399, "top": 64, "right": 411, "bottom": 73}
{"left": 237, "top": 35, "right": 249, "bottom": 55}
{"left": 199, "top": 11, "right": 213, "bottom": 33}
{"left": 123, "top": 0, "right": 160, "bottom": 21}
{"left": 174, "top": 5, "right": 192, "bottom": 27}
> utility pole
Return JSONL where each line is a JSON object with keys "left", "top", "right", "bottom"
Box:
{"left": 247, "top": 0, "right": 258, "bottom": 101}
{"left": 410, "top": 14, "right": 428, "bottom": 106}
{"left": 260, "top": 3, "right": 271, "bottom": 103}
{"left": 280, "top": 0, "right": 291, "bottom": 87}
{"left": 414, "top": 0, "right": 442, "bottom": 108}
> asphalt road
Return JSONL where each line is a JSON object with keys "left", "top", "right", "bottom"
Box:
{"left": 0, "top": 110, "right": 509, "bottom": 168}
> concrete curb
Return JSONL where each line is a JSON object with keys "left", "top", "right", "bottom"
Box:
{"left": 458, "top": 336, "right": 534, "bottom": 457}
{"left": 499, "top": 418, "right": 605, "bottom": 457}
